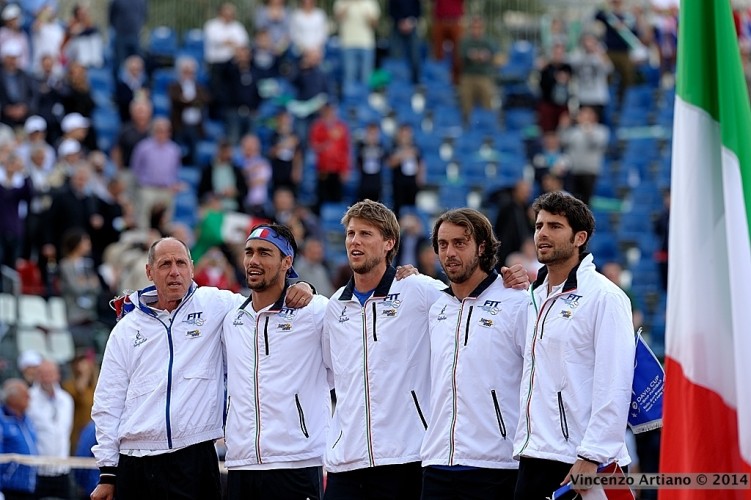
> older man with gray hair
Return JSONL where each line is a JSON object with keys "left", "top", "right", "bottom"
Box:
{"left": 1, "top": 378, "right": 38, "bottom": 500}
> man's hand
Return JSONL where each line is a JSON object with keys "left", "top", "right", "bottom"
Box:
{"left": 91, "top": 483, "right": 115, "bottom": 500}
{"left": 563, "top": 459, "right": 599, "bottom": 494}
{"left": 500, "top": 264, "right": 530, "bottom": 290}
{"left": 285, "top": 281, "right": 314, "bottom": 308}
{"left": 395, "top": 264, "right": 419, "bottom": 280}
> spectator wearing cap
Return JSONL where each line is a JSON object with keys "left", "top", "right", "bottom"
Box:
{"left": 130, "top": 117, "right": 183, "bottom": 229}
{"left": 18, "top": 350, "right": 43, "bottom": 386}
{"left": 55, "top": 137, "right": 83, "bottom": 176}
{"left": 17, "top": 115, "right": 56, "bottom": 172}
{"left": 0, "top": 4, "right": 32, "bottom": 70}
{"left": 0, "top": 378, "right": 39, "bottom": 500}
{"left": 0, "top": 39, "right": 36, "bottom": 127}
{"left": 59, "top": 111, "right": 95, "bottom": 154}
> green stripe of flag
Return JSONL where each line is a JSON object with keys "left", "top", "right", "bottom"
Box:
{"left": 677, "top": 0, "right": 751, "bottom": 233}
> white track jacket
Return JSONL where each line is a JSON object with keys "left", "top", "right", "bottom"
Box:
{"left": 222, "top": 291, "right": 332, "bottom": 469}
{"left": 421, "top": 272, "right": 528, "bottom": 469}
{"left": 514, "top": 254, "right": 635, "bottom": 466}
{"left": 323, "top": 267, "right": 444, "bottom": 472}
{"left": 92, "top": 284, "right": 242, "bottom": 468}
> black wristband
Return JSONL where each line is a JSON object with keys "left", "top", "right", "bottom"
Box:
{"left": 98, "top": 466, "right": 117, "bottom": 485}
{"left": 577, "top": 455, "right": 600, "bottom": 466}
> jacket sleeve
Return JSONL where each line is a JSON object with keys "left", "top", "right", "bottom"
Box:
{"left": 91, "top": 322, "right": 131, "bottom": 468}
{"left": 576, "top": 289, "right": 635, "bottom": 464}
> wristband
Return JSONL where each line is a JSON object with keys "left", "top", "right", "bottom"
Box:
{"left": 577, "top": 455, "right": 600, "bottom": 466}
{"left": 98, "top": 466, "right": 117, "bottom": 485}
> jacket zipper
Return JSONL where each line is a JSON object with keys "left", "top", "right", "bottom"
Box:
{"left": 165, "top": 322, "right": 174, "bottom": 449}
{"left": 410, "top": 390, "right": 428, "bottom": 430}
{"left": 263, "top": 317, "right": 270, "bottom": 355}
{"left": 361, "top": 303, "right": 375, "bottom": 467}
{"left": 372, "top": 302, "right": 377, "bottom": 341}
{"left": 295, "top": 394, "right": 310, "bottom": 438}
{"left": 557, "top": 391, "right": 570, "bottom": 441}
{"left": 491, "top": 390, "right": 507, "bottom": 439}
{"left": 254, "top": 316, "right": 263, "bottom": 463}
{"left": 448, "top": 300, "right": 465, "bottom": 464}
{"left": 519, "top": 288, "right": 567, "bottom": 455}
{"left": 538, "top": 298, "right": 557, "bottom": 339}
{"left": 464, "top": 306, "right": 473, "bottom": 346}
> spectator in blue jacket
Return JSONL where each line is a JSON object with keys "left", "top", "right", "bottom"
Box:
{"left": 74, "top": 420, "right": 99, "bottom": 499}
{"left": 0, "top": 378, "right": 38, "bottom": 500}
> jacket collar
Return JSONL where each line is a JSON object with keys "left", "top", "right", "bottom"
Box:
{"left": 338, "top": 266, "right": 397, "bottom": 301}
{"left": 133, "top": 282, "right": 198, "bottom": 317}
{"left": 238, "top": 282, "right": 290, "bottom": 312}
{"left": 442, "top": 271, "right": 499, "bottom": 298}
{"left": 532, "top": 253, "right": 590, "bottom": 294}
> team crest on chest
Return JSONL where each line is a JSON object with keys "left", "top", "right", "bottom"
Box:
{"left": 185, "top": 312, "right": 206, "bottom": 326}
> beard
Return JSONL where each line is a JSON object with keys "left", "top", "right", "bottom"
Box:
{"left": 442, "top": 253, "right": 480, "bottom": 285}
{"left": 350, "top": 254, "right": 382, "bottom": 275}
{"left": 247, "top": 268, "right": 283, "bottom": 291}
{"left": 536, "top": 237, "right": 577, "bottom": 265}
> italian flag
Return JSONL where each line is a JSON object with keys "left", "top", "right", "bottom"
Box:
{"left": 659, "top": 0, "right": 751, "bottom": 497}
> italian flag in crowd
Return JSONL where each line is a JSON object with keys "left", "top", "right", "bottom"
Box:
{"left": 659, "top": 0, "right": 751, "bottom": 497}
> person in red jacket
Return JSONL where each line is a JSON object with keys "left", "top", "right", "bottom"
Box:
{"left": 432, "top": 0, "right": 464, "bottom": 83}
{"left": 309, "top": 103, "right": 350, "bottom": 213}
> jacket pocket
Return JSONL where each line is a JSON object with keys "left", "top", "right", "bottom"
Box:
{"left": 490, "top": 390, "right": 507, "bottom": 439}
{"left": 557, "top": 391, "right": 569, "bottom": 441}
{"left": 295, "top": 394, "right": 310, "bottom": 438}
{"left": 411, "top": 390, "right": 428, "bottom": 430}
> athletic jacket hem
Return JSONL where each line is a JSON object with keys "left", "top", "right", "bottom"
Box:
{"left": 325, "top": 454, "right": 422, "bottom": 473}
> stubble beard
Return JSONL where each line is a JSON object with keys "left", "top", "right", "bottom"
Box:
{"left": 443, "top": 254, "right": 480, "bottom": 285}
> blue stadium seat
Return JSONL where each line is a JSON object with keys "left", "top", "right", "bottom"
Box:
{"left": 152, "top": 68, "right": 176, "bottom": 95}
{"left": 149, "top": 26, "right": 178, "bottom": 57}
{"left": 195, "top": 140, "right": 217, "bottom": 167}
{"left": 92, "top": 107, "right": 121, "bottom": 152}
{"left": 501, "top": 40, "right": 536, "bottom": 82}
{"left": 181, "top": 28, "right": 204, "bottom": 61}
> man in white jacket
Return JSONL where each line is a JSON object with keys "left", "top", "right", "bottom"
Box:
{"left": 513, "top": 192, "right": 635, "bottom": 499}
{"left": 91, "top": 237, "right": 313, "bottom": 500}
{"left": 420, "top": 208, "right": 528, "bottom": 498}
{"left": 222, "top": 223, "right": 331, "bottom": 499}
